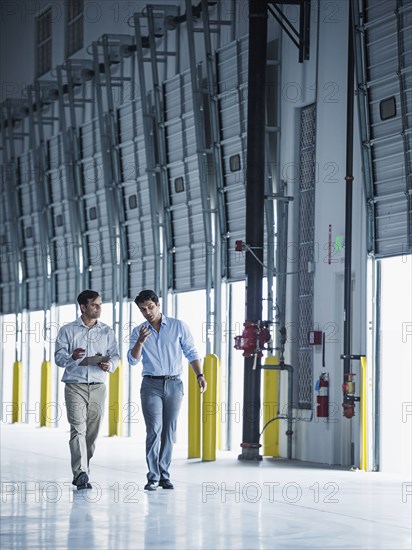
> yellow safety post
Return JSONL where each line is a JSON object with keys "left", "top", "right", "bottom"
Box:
{"left": 217, "top": 361, "right": 221, "bottom": 451}
{"left": 108, "top": 360, "right": 122, "bottom": 436}
{"left": 40, "top": 361, "right": 51, "bottom": 427}
{"left": 12, "top": 361, "right": 22, "bottom": 423}
{"left": 263, "top": 356, "right": 280, "bottom": 457}
{"left": 202, "top": 354, "right": 219, "bottom": 461}
{"left": 360, "top": 356, "right": 367, "bottom": 471}
{"left": 188, "top": 365, "right": 201, "bottom": 458}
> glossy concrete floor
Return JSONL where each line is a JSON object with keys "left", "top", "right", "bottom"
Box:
{"left": 1, "top": 423, "right": 411, "bottom": 550}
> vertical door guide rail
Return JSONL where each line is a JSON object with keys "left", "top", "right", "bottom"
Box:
{"left": 395, "top": 0, "right": 412, "bottom": 251}
{"left": 352, "top": 0, "right": 376, "bottom": 255}
{"left": 99, "top": 36, "right": 127, "bottom": 348}
{"left": 55, "top": 65, "right": 85, "bottom": 296}
{"left": 27, "top": 88, "right": 51, "bottom": 287}
{"left": 133, "top": 13, "right": 162, "bottom": 293}
{"left": 146, "top": 5, "right": 174, "bottom": 305}
{"left": 26, "top": 85, "right": 51, "bottom": 361}
{"left": 201, "top": 0, "right": 228, "bottom": 360}
{"left": 185, "top": 0, "right": 213, "bottom": 355}
{"left": 0, "top": 105, "right": 23, "bottom": 361}
{"left": 92, "top": 42, "right": 119, "bottom": 314}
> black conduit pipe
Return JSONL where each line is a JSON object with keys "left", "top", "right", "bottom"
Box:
{"left": 238, "top": 0, "right": 268, "bottom": 461}
{"left": 342, "top": 1, "right": 355, "bottom": 418}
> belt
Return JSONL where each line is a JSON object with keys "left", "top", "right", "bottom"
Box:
{"left": 79, "top": 382, "right": 102, "bottom": 385}
{"left": 144, "top": 375, "right": 180, "bottom": 380}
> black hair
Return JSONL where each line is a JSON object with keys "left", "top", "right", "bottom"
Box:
{"left": 134, "top": 289, "right": 159, "bottom": 306}
{"left": 77, "top": 290, "right": 100, "bottom": 307}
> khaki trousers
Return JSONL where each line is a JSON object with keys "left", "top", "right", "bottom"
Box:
{"left": 64, "top": 383, "right": 106, "bottom": 479}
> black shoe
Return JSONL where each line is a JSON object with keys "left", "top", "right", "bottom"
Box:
{"left": 77, "top": 482, "right": 92, "bottom": 491}
{"left": 72, "top": 472, "right": 89, "bottom": 487}
{"left": 144, "top": 481, "right": 159, "bottom": 491}
{"left": 159, "top": 479, "right": 174, "bottom": 490}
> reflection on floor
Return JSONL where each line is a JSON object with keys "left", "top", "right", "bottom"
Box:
{"left": 1, "top": 423, "right": 411, "bottom": 550}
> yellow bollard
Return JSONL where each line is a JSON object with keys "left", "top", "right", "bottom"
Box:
{"left": 263, "top": 356, "right": 279, "bottom": 457}
{"left": 40, "top": 361, "right": 51, "bottom": 427}
{"left": 202, "top": 354, "right": 219, "bottom": 461}
{"left": 12, "top": 361, "right": 22, "bottom": 423}
{"left": 217, "top": 361, "right": 221, "bottom": 451}
{"left": 188, "top": 365, "right": 201, "bottom": 458}
{"left": 360, "top": 356, "right": 367, "bottom": 471}
{"left": 108, "top": 360, "right": 122, "bottom": 436}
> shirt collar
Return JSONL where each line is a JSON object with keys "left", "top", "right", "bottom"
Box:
{"left": 76, "top": 316, "right": 100, "bottom": 329}
{"left": 144, "top": 314, "right": 167, "bottom": 330}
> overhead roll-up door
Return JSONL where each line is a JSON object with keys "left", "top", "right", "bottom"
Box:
{"left": 0, "top": 168, "right": 17, "bottom": 314}
{"left": 117, "top": 100, "right": 157, "bottom": 297}
{"left": 17, "top": 152, "right": 46, "bottom": 311}
{"left": 163, "top": 69, "right": 207, "bottom": 292}
{"left": 357, "top": 0, "right": 412, "bottom": 257}
{"left": 47, "top": 134, "right": 78, "bottom": 305}
{"left": 216, "top": 37, "right": 249, "bottom": 281}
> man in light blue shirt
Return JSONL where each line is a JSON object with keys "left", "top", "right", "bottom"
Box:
{"left": 128, "top": 289, "right": 207, "bottom": 490}
{"left": 55, "top": 290, "right": 119, "bottom": 490}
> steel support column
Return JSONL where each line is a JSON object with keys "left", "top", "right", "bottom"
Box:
{"left": 239, "top": 0, "right": 268, "bottom": 461}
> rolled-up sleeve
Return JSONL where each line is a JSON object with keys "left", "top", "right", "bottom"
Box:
{"left": 107, "top": 328, "right": 120, "bottom": 373}
{"left": 127, "top": 326, "right": 141, "bottom": 365}
{"left": 180, "top": 321, "right": 201, "bottom": 364}
{"left": 54, "top": 326, "right": 77, "bottom": 369}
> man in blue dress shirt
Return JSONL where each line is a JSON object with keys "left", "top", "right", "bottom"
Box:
{"left": 55, "top": 290, "right": 120, "bottom": 490}
{"left": 128, "top": 289, "right": 207, "bottom": 491}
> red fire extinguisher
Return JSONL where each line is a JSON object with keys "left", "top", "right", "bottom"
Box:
{"left": 315, "top": 333, "right": 329, "bottom": 417}
{"left": 316, "top": 373, "right": 329, "bottom": 417}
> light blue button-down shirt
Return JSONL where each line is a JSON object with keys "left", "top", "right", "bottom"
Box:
{"left": 127, "top": 315, "right": 200, "bottom": 376}
{"left": 55, "top": 317, "right": 120, "bottom": 383}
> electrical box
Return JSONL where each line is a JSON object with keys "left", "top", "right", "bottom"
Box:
{"left": 235, "top": 240, "right": 244, "bottom": 252}
{"left": 308, "top": 330, "right": 323, "bottom": 346}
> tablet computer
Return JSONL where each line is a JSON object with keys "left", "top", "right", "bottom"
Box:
{"left": 79, "top": 355, "right": 109, "bottom": 366}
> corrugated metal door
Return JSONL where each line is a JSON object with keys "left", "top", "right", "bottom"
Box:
{"left": 216, "top": 36, "right": 249, "bottom": 280}
{"left": 17, "top": 152, "right": 45, "bottom": 311}
{"left": 163, "top": 69, "right": 207, "bottom": 291}
{"left": 117, "top": 99, "right": 157, "bottom": 296}
{"left": 79, "top": 118, "right": 113, "bottom": 297}
{"left": 47, "top": 134, "right": 77, "bottom": 305}
{"left": 0, "top": 166, "right": 17, "bottom": 314}
{"left": 361, "top": 0, "right": 412, "bottom": 256}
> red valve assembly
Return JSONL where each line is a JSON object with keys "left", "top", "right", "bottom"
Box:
{"left": 342, "top": 373, "right": 356, "bottom": 418}
{"left": 234, "top": 321, "right": 271, "bottom": 357}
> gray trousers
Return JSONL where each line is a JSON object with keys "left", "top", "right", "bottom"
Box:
{"left": 140, "top": 377, "right": 184, "bottom": 482}
{"left": 64, "top": 383, "right": 106, "bottom": 480}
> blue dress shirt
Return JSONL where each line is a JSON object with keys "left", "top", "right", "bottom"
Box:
{"left": 55, "top": 317, "right": 120, "bottom": 383}
{"left": 127, "top": 315, "right": 200, "bottom": 376}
